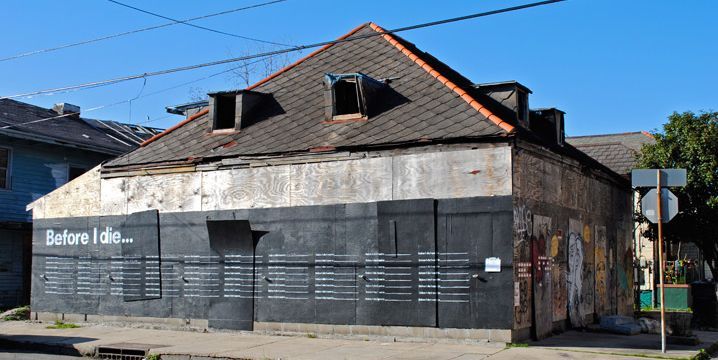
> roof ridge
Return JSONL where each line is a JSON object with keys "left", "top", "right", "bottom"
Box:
{"left": 567, "top": 131, "right": 645, "bottom": 139}
{"left": 367, "top": 23, "right": 514, "bottom": 133}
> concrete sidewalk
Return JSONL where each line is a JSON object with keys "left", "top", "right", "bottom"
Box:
{"left": 0, "top": 321, "right": 715, "bottom": 359}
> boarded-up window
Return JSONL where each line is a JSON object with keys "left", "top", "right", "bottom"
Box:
{"left": 0, "top": 147, "right": 9, "bottom": 189}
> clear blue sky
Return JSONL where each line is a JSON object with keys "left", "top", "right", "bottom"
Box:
{"left": 1, "top": 0, "right": 716, "bottom": 136}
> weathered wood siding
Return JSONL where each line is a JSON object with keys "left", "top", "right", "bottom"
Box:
{"left": 1, "top": 135, "right": 108, "bottom": 223}
{"left": 511, "top": 140, "right": 632, "bottom": 333}
{"left": 31, "top": 146, "right": 512, "bottom": 219}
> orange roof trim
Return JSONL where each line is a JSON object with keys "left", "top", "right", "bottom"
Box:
{"left": 368, "top": 23, "right": 514, "bottom": 133}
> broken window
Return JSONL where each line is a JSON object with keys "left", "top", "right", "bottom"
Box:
{"left": 0, "top": 147, "right": 10, "bottom": 189}
{"left": 213, "top": 94, "right": 237, "bottom": 130}
{"left": 324, "top": 73, "right": 385, "bottom": 121}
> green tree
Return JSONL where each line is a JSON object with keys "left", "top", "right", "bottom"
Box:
{"left": 637, "top": 111, "right": 718, "bottom": 278}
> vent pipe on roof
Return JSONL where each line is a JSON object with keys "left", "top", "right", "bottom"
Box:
{"left": 52, "top": 103, "right": 81, "bottom": 117}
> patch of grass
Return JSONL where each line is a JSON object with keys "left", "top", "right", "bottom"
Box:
{"left": 306, "top": 333, "right": 317, "bottom": 339}
{"left": 506, "top": 343, "right": 529, "bottom": 348}
{"left": 639, "top": 306, "right": 692, "bottom": 313}
{"left": 46, "top": 320, "right": 80, "bottom": 329}
{"left": 2, "top": 306, "right": 30, "bottom": 321}
{"left": 145, "top": 354, "right": 161, "bottom": 360}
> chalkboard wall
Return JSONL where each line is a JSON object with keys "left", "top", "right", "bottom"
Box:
{"left": 32, "top": 196, "right": 513, "bottom": 330}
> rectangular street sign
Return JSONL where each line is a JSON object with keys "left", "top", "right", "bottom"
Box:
{"left": 632, "top": 169, "right": 687, "bottom": 188}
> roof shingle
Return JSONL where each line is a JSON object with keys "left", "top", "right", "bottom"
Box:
{"left": 106, "top": 23, "right": 515, "bottom": 169}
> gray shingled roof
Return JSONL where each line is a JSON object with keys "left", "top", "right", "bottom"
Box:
{"left": 0, "top": 99, "right": 161, "bottom": 155}
{"left": 106, "top": 24, "right": 512, "bottom": 169}
{"left": 566, "top": 132, "right": 655, "bottom": 175}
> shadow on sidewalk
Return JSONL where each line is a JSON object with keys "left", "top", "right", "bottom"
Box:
{"left": 530, "top": 330, "right": 714, "bottom": 352}
{"left": 0, "top": 334, "right": 97, "bottom": 356}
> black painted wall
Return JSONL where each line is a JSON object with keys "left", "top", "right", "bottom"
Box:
{"left": 31, "top": 196, "right": 513, "bottom": 330}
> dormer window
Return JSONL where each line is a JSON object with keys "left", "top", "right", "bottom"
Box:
{"left": 209, "top": 92, "right": 239, "bottom": 131}
{"left": 207, "top": 90, "right": 272, "bottom": 133}
{"left": 324, "top": 73, "right": 385, "bottom": 121}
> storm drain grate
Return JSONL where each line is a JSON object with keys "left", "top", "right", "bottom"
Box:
{"left": 96, "top": 343, "right": 166, "bottom": 360}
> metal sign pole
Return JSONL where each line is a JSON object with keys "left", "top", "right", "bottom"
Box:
{"left": 657, "top": 170, "right": 667, "bottom": 353}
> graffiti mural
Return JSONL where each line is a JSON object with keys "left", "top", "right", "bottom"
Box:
{"left": 608, "top": 235, "right": 617, "bottom": 314}
{"left": 567, "top": 218, "right": 584, "bottom": 328}
{"left": 594, "top": 225, "right": 608, "bottom": 317}
{"left": 580, "top": 224, "right": 595, "bottom": 321}
{"left": 513, "top": 205, "right": 533, "bottom": 329}
{"left": 551, "top": 230, "right": 567, "bottom": 322}
{"left": 532, "top": 215, "right": 553, "bottom": 339}
{"left": 514, "top": 205, "right": 533, "bottom": 239}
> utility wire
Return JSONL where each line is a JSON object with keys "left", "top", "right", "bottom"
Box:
{"left": 0, "top": 56, "right": 273, "bottom": 130}
{"left": 0, "top": 0, "right": 289, "bottom": 63}
{"left": 106, "top": 0, "right": 291, "bottom": 47}
{"left": 0, "top": 0, "right": 565, "bottom": 100}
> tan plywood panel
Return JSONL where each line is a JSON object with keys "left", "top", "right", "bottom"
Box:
{"left": 41, "top": 166, "right": 101, "bottom": 218}
{"left": 100, "top": 177, "right": 128, "bottom": 216}
{"left": 393, "top": 147, "right": 511, "bottom": 200}
{"left": 126, "top": 173, "right": 201, "bottom": 213}
{"left": 201, "top": 166, "right": 291, "bottom": 210}
{"left": 289, "top": 157, "right": 392, "bottom": 206}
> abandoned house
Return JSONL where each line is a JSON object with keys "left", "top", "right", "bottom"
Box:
{"left": 27, "top": 23, "right": 633, "bottom": 342}
{"left": 0, "top": 99, "right": 161, "bottom": 307}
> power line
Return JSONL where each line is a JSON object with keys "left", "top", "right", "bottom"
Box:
{"left": 0, "top": 0, "right": 566, "bottom": 100}
{"left": 0, "top": 56, "right": 274, "bottom": 130}
{"left": 106, "top": 0, "right": 291, "bottom": 47}
{"left": 0, "top": 0, "right": 289, "bottom": 63}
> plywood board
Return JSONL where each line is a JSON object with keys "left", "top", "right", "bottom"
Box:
{"left": 126, "top": 173, "right": 201, "bottom": 213}
{"left": 513, "top": 203, "right": 533, "bottom": 330}
{"left": 290, "top": 157, "right": 392, "bottom": 206}
{"left": 594, "top": 225, "right": 608, "bottom": 317}
{"left": 617, "top": 225, "right": 634, "bottom": 316}
{"left": 532, "top": 214, "right": 553, "bottom": 339}
{"left": 580, "top": 223, "right": 595, "bottom": 320}
{"left": 551, "top": 228, "right": 567, "bottom": 322}
{"left": 567, "top": 218, "right": 584, "bottom": 328}
{"left": 100, "top": 177, "right": 129, "bottom": 216}
{"left": 201, "top": 166, "right": 290, "bottom": 210}
{"left": 41, "top": 166, "right": 101, "bottom": 218}
{"left": 393, "top": 147, "right": 511, "bottom": 200}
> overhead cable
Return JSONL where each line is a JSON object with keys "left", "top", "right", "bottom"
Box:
{"left": 106, "top": 0, "right": 292, "bottom": 47}
{"left": 0, "top": 56, "right": 273, "bottom": 129}
{"left": 0, "top": 0, "right": 289, "bottom": 63}
{"left": 1, "top": 0, "right": 566, "bottom": 100}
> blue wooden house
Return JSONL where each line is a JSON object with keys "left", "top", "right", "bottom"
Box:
{"left": 0, "top": 99, "right": 161, "bottom": 307}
